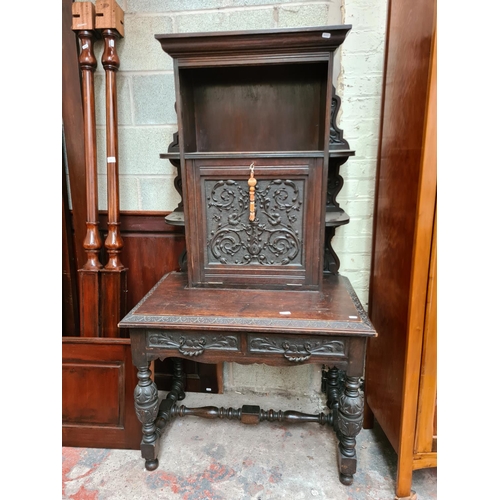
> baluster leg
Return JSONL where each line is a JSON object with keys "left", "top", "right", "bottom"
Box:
{"left": 134, "top": 364, "right": 160, "bottom": 471}
{"left": 337, "top": 376, "right": 364, "bottom": 485}
{"left": 171, "top": 358, "right": 186, "bottom": 401}
{"left": 155, "top": 358, "right": 186, "bottom": 431}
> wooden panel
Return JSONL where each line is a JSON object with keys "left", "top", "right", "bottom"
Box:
{"left": 365, "top": 2, "right": 436, "bottom": 497}
{"left": 62, "top": 339, "right": 142, "bottom": 449}
{"left": 366, "top": 0, "right": 436, "bottom": 452}
{"left": 186, "top": 158, "right": 324, "bottom": 289}
{"left": 63, "top": 360, "right": 124, "bottom": 425}
{"left": 396, "top": 24, "right": 437, "bottom": 497}
{"left": 117, "top": 212, "right": 186, "bottom": 314}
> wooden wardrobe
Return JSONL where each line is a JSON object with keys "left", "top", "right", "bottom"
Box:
{"left": 363, "top": 0, "right": 437, "bottom": 499}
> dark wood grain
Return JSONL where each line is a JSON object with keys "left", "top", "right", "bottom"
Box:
{"left": 157, "top": 26, "right": 354, "bottom": 292}
{"left": 155, "top": 25, "right": 351, "bottom": 58}
{"left": 365, "top": 0, "right": 436, "bottom": 497}
{"left": 179, "top": 64, "right": 327, "bottom": 153}
{"left": 185, "top": 157, "right": 324, "bottom": 289}
{"left": 367, "top": 0, "right": 435, "bottom": 450}
{"left": 121, "top": 272, "right": 376, "bottom": 336}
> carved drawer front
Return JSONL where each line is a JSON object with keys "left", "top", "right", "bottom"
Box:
{"left": 147, "top": 332, "right": 239, "bottom": 357}
{"left": 248, "top": 335, "right": 346, "bottom": 363}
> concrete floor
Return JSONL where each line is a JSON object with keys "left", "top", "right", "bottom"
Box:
{"left": 62, "top": 391, "right": 437, "bottom": 500}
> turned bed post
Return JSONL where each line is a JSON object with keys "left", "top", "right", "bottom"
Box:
{"left": 72, "top": 2, "right": 102, "bottom": 337}
{"left": 96, "top": 0, "right": 127, "bottom": 338}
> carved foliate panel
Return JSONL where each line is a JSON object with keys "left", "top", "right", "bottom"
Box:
{"left": 148, "top": 332, "right": 239, "bottom": 357}
{"left": 248, "top": 335, "right": 346, "bottom": 362}
{"left": 205, "top": 179, "right": 304, "bottom": 266}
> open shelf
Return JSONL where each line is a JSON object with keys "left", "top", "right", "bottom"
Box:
{"left": 178, "top": 62, "right": 329, "bottom": 153}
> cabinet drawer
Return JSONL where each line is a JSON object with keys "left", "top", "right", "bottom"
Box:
{"left": 147, "top": 331, "right": 240, "bottom": 356}
{"left": 248, "top": 334, "right": 348, "bottom": 362}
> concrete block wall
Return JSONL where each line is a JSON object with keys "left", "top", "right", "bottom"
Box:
{"left": 73, "top": 0, "right": 387, "bottom": 396}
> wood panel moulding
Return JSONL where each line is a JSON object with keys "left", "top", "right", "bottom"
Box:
{"left": 62, "top": 338, "right": 142, "bottom": 449}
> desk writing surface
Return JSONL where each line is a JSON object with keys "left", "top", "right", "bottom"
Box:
{"left": 119, "top": 272, "right": 376, "bottom": 337}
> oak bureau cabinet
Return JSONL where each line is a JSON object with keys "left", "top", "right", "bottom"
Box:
{"left": 119, "top": 25, "right": 377, "bottom": 487}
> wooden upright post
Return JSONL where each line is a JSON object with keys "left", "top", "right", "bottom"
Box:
{"left": 72, "top": 2, "right": 102, "bottom": 337}
{"left": 96, "top": 0, "right": 127, "bottom": 338}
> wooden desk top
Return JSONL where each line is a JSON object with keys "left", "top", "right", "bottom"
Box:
{"left": 119, "top": 272, "right": 376, "bottom": 337}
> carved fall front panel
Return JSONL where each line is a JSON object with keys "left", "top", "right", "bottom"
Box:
{"left": 205, "top": 178, "right": 304, "bottom": 266}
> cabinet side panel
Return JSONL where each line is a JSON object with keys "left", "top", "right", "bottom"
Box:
{"left": 365, "top": 0, "right": 436, "bottom": 455}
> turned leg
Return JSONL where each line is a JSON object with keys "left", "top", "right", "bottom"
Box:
{"left": 155, "top": 358, "right": 186, "bottom": 430}
{"left": 325, "top": 367, "right": 341, "bottom": 406}
{"left": 337, "top": 376, "right": 364, "bottom": 485}
{"left": 171, "top": 358, "right": 186, "bottom": 401}
{"left": 324, "top": 366, "right": 347, "bottom": 433}
{"left": 134, "top": 364, "right": 160, "bottom": 471}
